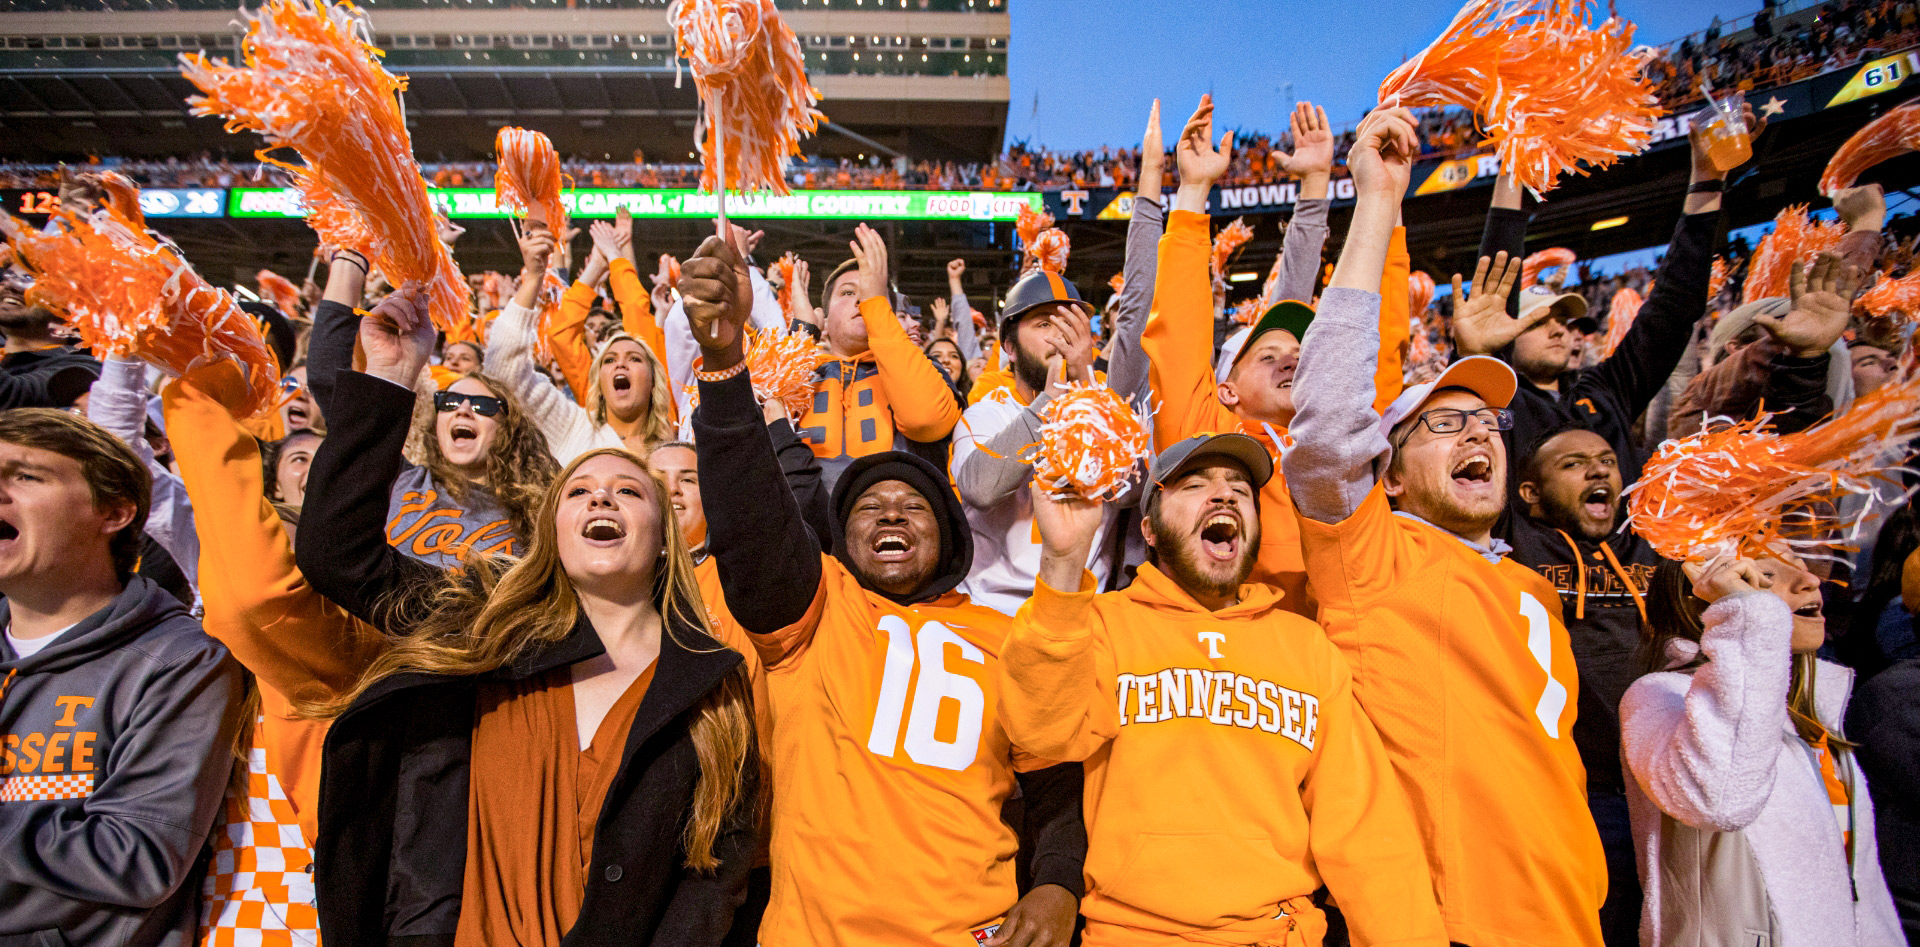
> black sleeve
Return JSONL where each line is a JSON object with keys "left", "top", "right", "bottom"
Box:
{"left": 692, "top": 370, "right": 822, "bottom": 635}
{"left": 0, "top": 363, "right": 92, "bottom": 410}
{"left": 1479, "top": 206, "right": 1532, "bottom": 320}
{"left": 1573, "top": 212, "right": 1718, "bottom": 421}
{"left": 1759, "top": 350, "right": 1835, "bottom": 435}
{"left": 294, "top": 370, "right": 444, "bottom": 633}
{"left": 1015, "top": 762, "right": 1088, "bottom": 899}
{"left": 306, "top": 299, "right": 360, "bottom": 419}
{"left": 769, "top": 417, "right": 834, "bottom": 556}
{"left": 648, "top": 756, "right": 760, "bottom": 947}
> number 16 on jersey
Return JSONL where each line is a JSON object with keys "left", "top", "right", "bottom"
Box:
{"left": 867, "top": 615, "right": 988, "bottom": 772}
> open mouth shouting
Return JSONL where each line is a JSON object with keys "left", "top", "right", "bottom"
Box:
{"left": 1451, "top": 453, "right": 1493, "bottom": 488}
{"left": 1793, "top": 600, "right": 1824, "bottom": 620}
{"left": 582, "top": 516, "right": 627, "bottom": 544}
{"left": 609, "top": 370, "right": 633, "bottom": 393}
{"left": 1199, "top": 512, "right": 1242, "bottom": 561}
{"left": 0, "top": 517, "right": 17, "bottom": 548}
{"left": 286, "top": 401, "right": 310, "bottom": 427}
{"left": 871, "top": 529, "right": 914, "bottom": 562}
{"left": 1580, "top": 484, "right": 1614, "bottom": 522}
{"left": 448, "top": 419, "right": 479, "bottom": 446}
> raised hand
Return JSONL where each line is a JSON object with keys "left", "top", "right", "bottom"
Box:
{"left": 612, "top": 205, "right": 637, "bottom": 263}
{"left": 791, "top": 258, "right": 815, "bottom": 325}
{"left": 651, "top": 253, "right": 679, "bottom": 313}
{"left": 1347, "top": 105, "right": 1419, "bottom": 201}
{"left": 1765, "top": 252, "right": 1863, "bottom": 357}
{"left": 1046, "top": 303, "right": 1096, "bottom": 385}
{"left": 513, "top": 229, "right": 556, "bottom": 309}
{"left": 1684, "top": 555, "right": 1771, "bottom": 604}
{"left": 1174, "top": 94, "right": 1233, "bottom": 213}
{"left": 1274, "top": 101, "right": 1335, "bottom": 181}
{"left": 1833, "top": 183, "right": 1885, "bottom": 233}
{"left": 359, "top": 281, "right": 435, "bottom": 388}
{"left": 930, "top": 296, "right": 951, "bottom": 332}
{"left": 681, "top": 231, "right": 754, "bottom": 369}
{"left": 589, "top": 219, "right": 628, "bottom": 264}
{"left": 850, "top": 223, "right": 890, "bottom": 302}
{"left": 435, "top": 215, "right": 465, "bottom": 246}
{"left": 1448, "top": 252, "right": 1533, "bottom": 356}
{"left": 947, "top": 257, "right": 967, "bottom": 286}
{"left": 1030, "top": 479, "right": 1106, "bottom": 591}
{"left": 1138, "top": 98, "right": 1165, "bottom": 199}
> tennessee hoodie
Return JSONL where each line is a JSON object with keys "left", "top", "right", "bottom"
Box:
{"left": 0, "top": 576, "right": 244, "bottom": 947}
{"left": 999, "top": 564, "right": 1446, "bottom": 947}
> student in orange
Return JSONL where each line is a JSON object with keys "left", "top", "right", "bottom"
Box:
{"left": 1282, "top": 106, "right": 1605, "bottom": 947}
{"left": 163, "top": 358, "right": 386, "bottom": 944}
{"left": 999, "top": 431, "right": 1446, "bottom": 946}
{"left": 682, "top": 232, "right": 1085, "bottom": 947}
{"left": 797, "top": 223, "right": 963, "bottom": 486}
{"left": 1143, "top": 95, "right": 1407, "bottom": 614}
{"left": 547, "top": 208, "right": 670, "bottom": 403}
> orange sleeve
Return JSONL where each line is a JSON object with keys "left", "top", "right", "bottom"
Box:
{"left": 608, "top": 257, "right": 668, "bottom": 365}
{"left": 1142, "top": 210, "right": 1238, "bottom": 450}
{"left": 163, "top": 361, "right": 387, "bottom": 835}
{"left": 1374, "top": 226, "right": 1411, "bottom": 414}
{"left": 997, "top": 571, "right": 1121, "bottom": 763}
{"left": 861, "top": 295, "right": 962, "bottom": 442}
{"left": 1293, "top": 484, "right": 1417, "bottom": 613}
{"left": 548, "top": 280, "right": 597, "bottom": 402}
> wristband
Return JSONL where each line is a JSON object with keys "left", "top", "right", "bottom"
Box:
{"left": 696, "top": 360, "right": 749, "bottom": 383}
{"left": 1687, "top": 179, "right": 1725, "bottom": 194}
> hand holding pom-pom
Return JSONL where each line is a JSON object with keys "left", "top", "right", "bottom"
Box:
{"left": 1021, "top": 384, "right": 1154, "bottom": 503}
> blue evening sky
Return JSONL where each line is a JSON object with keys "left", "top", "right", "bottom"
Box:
{"left": 1006, "top": 0, "right": 1765, "bottom": 153}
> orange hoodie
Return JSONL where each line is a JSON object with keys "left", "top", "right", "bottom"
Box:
{"left": 797, "top": 296, "right": 961, "bottom": 475}
{"left": 998, "top": 565, "right": 1446, "bottom": 947}
{"left": 1141, "top": 210, "right": 1408, "bottom": 615}
{"left": 165, "top": 360, "right": 387, "bottom": 942}
{"left": 548, "top": 257, "right": 668, "bottom": 404}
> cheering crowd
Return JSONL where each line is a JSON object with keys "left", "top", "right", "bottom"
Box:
{"left": 5, "top": 38, "right": 1920, "bottom": 947}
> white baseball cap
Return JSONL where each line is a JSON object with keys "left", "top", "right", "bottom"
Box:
{"left": 1378, "top": 355, "right": 1518, "bottom": 441}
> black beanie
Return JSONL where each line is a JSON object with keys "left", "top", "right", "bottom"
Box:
{"left": 829, "top": 451, "right": 971, "bottom": 605}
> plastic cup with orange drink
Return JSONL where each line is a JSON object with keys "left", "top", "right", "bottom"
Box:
{"left": 1698, "top": 88, "right": 1752, "bottom": 172}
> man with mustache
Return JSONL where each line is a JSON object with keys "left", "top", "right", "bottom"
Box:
{"left": 683, "top": 231, "right": 1085, "bottom": 947}
{"left": 1284, "top": 106, "right": 1606, "bottom": 947}
{"left": 996, "top": 430, "right": 1445, "bottom": 946}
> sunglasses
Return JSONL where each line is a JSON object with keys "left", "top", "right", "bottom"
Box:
{"left": 434, "top": 390, "right": 504, "bottom": 417}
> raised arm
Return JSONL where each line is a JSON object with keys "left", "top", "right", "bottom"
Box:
{"left": 946, "top": 258, "right": 982, "bottom": 363}
{"left": 306, "top": 248, "right": 368, "bottom": 416}
{"left": 86, "top": 356, "right": 197, "bottom": 590}
{"left": 1101, "top": 99, "right": 1166, "bottom": 407}
{"left": 1282, "top": 107, "right": 1420, "bottom": 525}
{"left": 684, "top": 233, "right": 825, "bottom": 651}
{"left": 548, "top": 253, "right": 604, "bottom": 403}
{"left": 1141, "top": 95, "right": 1234, "bottom": 451}
{"left": 484, "top": 229, "right": 601, "bottom": 459}
{"left": 1270, "top": 100, "right": 1335, "bottom": 308}
{"left": 851, "top": 225, "right": 962, "bottom": 443}
{"left": 294, "top": 284, "right": 446, "bottom": 633}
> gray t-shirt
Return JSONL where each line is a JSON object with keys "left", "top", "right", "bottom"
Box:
{"left": 384, "top": 465, "right": 520, "bottom": 568}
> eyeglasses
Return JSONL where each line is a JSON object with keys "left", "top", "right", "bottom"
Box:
{"left": 1398, "top": 407, "right": 1513, "bottom": 446}
{"left": 434, "top": 390, "right": 504, "bottom": 417}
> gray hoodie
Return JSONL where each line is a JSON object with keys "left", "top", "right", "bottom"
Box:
{"left": 0, "top": 576, "right": 242, "bottom": 947}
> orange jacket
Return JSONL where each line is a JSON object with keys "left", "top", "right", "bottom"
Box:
{"left": 999, "top": 565, "right": 1446, "bottom": 947}
{"left": 746, "top": 557, "right": 1049, "bottom": 947}
{"left": 164, "top": 361, "right": 386, "bottom": 843}
{"left": 1297, "top": 486, "right": 1605, "bottom": 947}
{"left": 1142, "top": 210, "right": 1408, "bottom": 613}
{"left": 796, "top": 296, "right": 961, "bottom": 474}
{"left": 548, "top": 257, "right": 668, "bottom": 406}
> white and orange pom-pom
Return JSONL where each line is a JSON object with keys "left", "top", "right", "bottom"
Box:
{"left": 1211, "top": 217, "right": 1255, "bottom": 282}
{"left": 1, "top": 205, "right": 281, "bottom": 418}
{"left": 96, "top": 171, "right": 146, "bottom": 230}
{"left": 774, "top": 252, "right": 802, "bottom": 324}
{"left": 667, "top": 0, "right": 823, "bottom": 195}
{"left": 1019, "top": 384, "right": 1153, "bottom": 501}
{"left": 493, "top": 126, "right": 568, "bottom": 227}
{"left": 1820, "top": 102, "right": 1920, "bottom": 196}
{"left": 256, "top": 268, "right": 303, "bottom": 317}
{"left": 1522, "top": 247, "right": 1576, "bottom": 287}
{"left": 1382, "top": 0, "right": 1661, "bottom": 197}
{"left": 1229, "top": 299, "right": 1261, "bottom": 326}
{"left": 1016, "top": 204, "right": 1055, "bottom": 250}
{"left": 479, "top": 270, "right": 507, "bottom": 313}
{"left": 1602, "top": 285, "right": 1643, "bottom": 357}
{"left": 1708, "top": 256, "right": 1730, "bottom": 301}
{"left": 181, "top": 0, "right": 466, "bottom": 330}
{"left": 1025, "top": 228, "right": 1070, "bottom": 275}
{"left": 1108, "top": 272, "right": 1126, "bottom": 296}
{"left": 1744, "top": 205, "right": 1847, "bottom": 304}
{"left": 747, "top": 326, "right": 829, "bottom": 416}
{"left": 1626, "top": 371, "right": 1920, "bottom": 563}
{"left": 1409, "top": 270, "right": 1436, "bottom": 315}
{"left": 1856, "top": 272, "right": 1920, "bottom": 323}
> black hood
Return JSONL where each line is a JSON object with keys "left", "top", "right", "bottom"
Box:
{"left": 828, "top": 451, "right": 973, "bottom": 606}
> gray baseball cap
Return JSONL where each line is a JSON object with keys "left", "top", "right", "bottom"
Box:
{"left": 1145, "top": 432, "right": 1274, "bottom": 500}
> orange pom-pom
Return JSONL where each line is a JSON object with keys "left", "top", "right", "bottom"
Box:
{"left": 181, "top": 0, "right": 466, "bottom": 330}
{"left": 97, "top": 171, "right": 145, "bottom": 230}
{"left": 1025, "top": 229, "right": 1070, "bottom": 275}
{"left": 1108, "top": 272, "right": 1126, "bottom": 295}
{"left": 1744, "top": 205, "right": 1847, "bottom": 304}
{"left": 1856, "top": 272, "right": 1920, "bottom": 323}
{"left": 1016, "top": 204, "right": 1055, "bottom": 250}
{"left": 1626, "top": 371, "right": 1920, "bottom": 563}
{"left": 1522, "top": 247, "right": 1576, "bottom": 287}
{"left": 1383, "top": 0, "right": 1662, "bottom": 197}
{"left": 1019, "top": 384, "right": 1153, "bottom": 501}
{"left": 256, "top": 268, "right": 303, "bottom": 317}
{"left": 774, "top": 252, "right": 802, "bottom": 324}
{"left": 668, "top": 0, "right": 824, "bottom": 195}
{"left": 1602, "top": 285, "right": 1643, "bottom": 358}
{"left": 748, "top": 327, "right": 829, "bottom": 416}
{"left": 2, "top": 205, "right": 281, "bottom": 418}
{"left": 1820, "top": 102, "right": 1920, "bottom": 196}
{"left": 1708, "top": 256, "right": 1730, "bottom": 302}
{"left": 494, "top": 126, "right": 568, "bottom": 227}
{"left": 1211, "top": 217, "right": 1255, "bottom": 282}
{"left": 1229, "top": 299, "right": 1261, "bottom": 326}
{"left": 478, "top": 270, "right": 507, "bottom": 313}
{"left": 1409, "top": 270, "right": 1436, "bottom": 315}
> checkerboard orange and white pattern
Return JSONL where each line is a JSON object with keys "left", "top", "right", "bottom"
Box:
{"left": 199, "top": 733, "right": 320, "bottom": 946}
{"left": 0, "top": 772, "right": 94, "bottom": 802}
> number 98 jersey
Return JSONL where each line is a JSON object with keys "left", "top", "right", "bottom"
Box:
{"left": 1297, "top": 486, "right": 1607, "bottom": 947}
{"left": 747, "top": 555, "right": 1056, "bottom": 947}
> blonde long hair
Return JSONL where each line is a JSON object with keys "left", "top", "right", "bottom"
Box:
{"left": 311, "top": 447, "right": 754, "bottom": 870}
{"left": 587, "top": 333, "right": 674, "bottom": 449}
